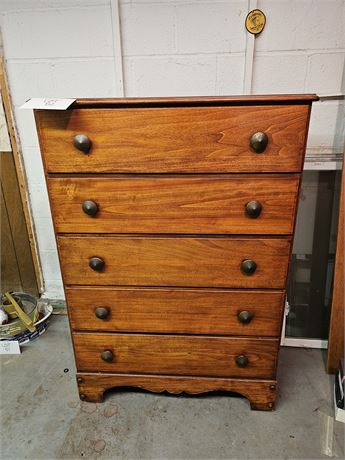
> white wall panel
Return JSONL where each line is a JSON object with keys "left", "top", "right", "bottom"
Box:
{"left": 175, "top": 2, "right": 246, "bottom": 54}
{"left": 256, "top": 0, "right": 345, "bottom": 51}
{"left": 120, "top": 3, "right": 176, "bottom": 56}
{"left": 1, "top": 6, "right": 113, "bottom": 58}
{"left": 124, "top": 55, "right": 217, "bottom": 96}
{"left": 252, "top": 54, "right": 308, "bottom": 94}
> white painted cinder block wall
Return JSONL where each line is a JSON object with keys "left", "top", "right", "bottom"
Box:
{"left": 0, "top": 0, "right": 344, "bottom": 299}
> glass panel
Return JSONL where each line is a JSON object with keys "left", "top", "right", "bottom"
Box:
{"left": 286, "top": 169, "right": 342, "bottom": 339}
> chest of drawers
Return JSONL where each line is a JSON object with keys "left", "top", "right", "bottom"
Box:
{"left": 35, "top": 94, "right": 317, "bottom": 410}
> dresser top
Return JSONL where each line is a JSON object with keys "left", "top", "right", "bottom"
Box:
{"left": 71, "top": 94, "right": 318, "bottom": 109}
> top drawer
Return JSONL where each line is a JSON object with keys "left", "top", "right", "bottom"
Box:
{"left": 35, "top": 105, "right": 310, "bottom": 173}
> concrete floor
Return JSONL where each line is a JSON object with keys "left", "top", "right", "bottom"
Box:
{"left": 1, "top": 315, "right": 344, "bottom": 460}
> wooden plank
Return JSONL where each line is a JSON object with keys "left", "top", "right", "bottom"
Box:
{"left": 0, "top": 152, "right": 38, "bottom": 294}
{"left": 0, "top": 58, "right": 42, "bottom": 292}
{"left": 57, "top": 236, "right": 291, "bottom": 288}
{"left": 70, "top": 94, "right": 319, "bottom": 108}
{"left": 48, "top": 174, "right": 300, "bottom": 235}
{"left": 73, "top": 333, "right": 279, "bottom": 379}
{"left": 327, "top": 163, "right": 344, "bottom": 373}
{"left": 0, "top": 184, "right": 22, "bottom": 291}
{"left": 66, "top": 287, "right": 285, "bottom": 336}
{"left": 77, "top": 373, "right": 277, "bottom": 410}
{"left": 36, "top": 105, "right": 310, "bottom": 173}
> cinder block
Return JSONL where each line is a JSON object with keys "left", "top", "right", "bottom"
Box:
{"left": 124, "top": 55, "right": 217, "bottom": 96}
{"left": 256, "top": 0, "right": 345, "bottom": 51}
{"left": 120, "top": 3, "right": 175, "bottom": 55}
{"left": 6, "top": 61, "right": 53, "bottom": 106}
{"left": 252, "top": 54, "right": 308, "bottom": 93}
{"left": 13, "top": 108, "right": 39, "bottom": 148}
{"left": 307, "top": 100, "right": 345, "bottom": 151}
{"left": 1, "top": 6, "right": 113, "bottom": 58}
{"left": 305, "top": 53, "right": 345, "bottom": 94}
{"left": 41, "top": 280, "right": 64, "bottom": 300}
{"left": 216, "top": 54, "right": 245, "bottom": 95}
{"left": 1, "top": 0, "right": 108, "bottom": 11}
{"left": 34, "top": 218, "right": 57, "bottom": 252}
{"left": 39, "top": 250, "right": 62, "bottom": 281}
{"left": 50, "top": 59, "right": 118, "bottom": 97}
{"left": 6, "top": 59, "right": 117, "bottom": 106}
{"left": 176, "top": 1, "right": 246, "bottom": 53}
{"left": 120, "top": 0, "right": 186, "bottom": 3}
{"left": 21, "top": 146, "right": 45, "bottom": 185}
{"left": 28, "top": 182, "right": 52, "bottom": 219}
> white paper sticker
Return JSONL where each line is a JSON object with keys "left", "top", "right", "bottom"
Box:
{"left": 20, "top": 98, "right": 76, "bottom": 110}
{"left": 0, "top": 341, "right": 21, "bottom": 354}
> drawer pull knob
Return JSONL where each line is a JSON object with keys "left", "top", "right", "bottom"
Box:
{"left": 238, "top": 310, "right": 254, "bottom": 324}
{"left": 82, "top": 200, "right": 99, "bottom": 216}
{"left": 241, "top": 259, "right": 257, "bottom": 275}
{"left": 89, "top": 257, "right": 105, "bottom": 272}
{"left": 245, "top": 200, "right": 262, "bottom": 218}
{"left": 73, "top": 134, "right": 91, "bottom": 153}
{"left": 100, "top": 350, "right": 113, "bottom": 362}
{"left": 250, "top": 132, "right": 268, "bottom": 153}
{"left": 95, "top": 307, "right": 109, "bottom": 320}
{"left": 235, "top": 354, "right": 249, "bottom": 368}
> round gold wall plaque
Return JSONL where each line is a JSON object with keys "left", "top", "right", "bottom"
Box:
{"left": 245, "top": 9, "right": 266, "bottom": 35}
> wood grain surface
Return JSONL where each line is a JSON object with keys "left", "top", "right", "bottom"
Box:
{"left": 71, "top": 94, "right": 318, "bottom": 107}
{"left": 34, "top": 95, "right": 317, "bottom": 409}
{"left": 66, "top": 287, "right": 285, "bottom": 336}
{"left": 48, "top": 174, "right": 300, "bottom": 234}
{"left": 1, "top": 59, "right": 43, "bottom": 292}
{"left": 0, "top": 186, "right": 22, "bottom": 290}
{"left": 73, "top": 333, "right": 279, "bottom": 379}
{"left": 0, "top": 152, "right": 38, "bottom": 294}
{"left": 76, "top": 372, "right": 277, "bottom": 410}
{"left": 58, "top": 236, "right": 291, "bottom": 288}
{"left": 36, "top": 105, "right": 309, "bottom": 173}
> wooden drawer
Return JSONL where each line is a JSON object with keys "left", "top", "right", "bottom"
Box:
{"left": 58, "top": 236, "right": 291, "bottom": 288}
{"left": 48, "top": 175, "right": 299, "bottom": 235}
{"left": 36, "top": 105, "right": 310, "bottom": 173}
{"left": 73, "top": 333, "right": 279, "bottom": 379}
{"left": 66, "top": 287, "right": 284, "bottom": 336}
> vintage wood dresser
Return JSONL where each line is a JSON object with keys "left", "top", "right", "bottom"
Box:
{"left": 35, "top": 94, "right": 317, "bottom": 410}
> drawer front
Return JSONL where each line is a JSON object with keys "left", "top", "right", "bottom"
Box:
{"left": 73, "top": 333, "right": 279, "bottom": 378}
{"left": 58, "top": 236, "right": 291, "bottom": 288}
{"left": 49, "top": 175, "right": 299, "bottom": 235}
{"left": 66, "top": 287, "right": 285, "bottom": 336}
{"left": 36, "top": 105, "right": 309, "bottom": 173}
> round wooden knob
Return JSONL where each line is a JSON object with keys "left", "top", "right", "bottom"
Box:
{"left": 95, "top": 307, "right": 109, "bottom": 320}
{"left": 237, "top": 310, "right": 254, "bottom": 324}
{"left": 250, "top": 132, "right": 268, "bottom": 153}
{"left": 89, "top": 257, "right": 105, "bottom": 272}
{"left": 245, "top": 200, "right": 262, "bottom": 218}
{"left": 241, "top": 259, "right": 257, "bottom": 275}
{"left": 73, "top": 134, "right": 91, "bottom": 153}
{"left": 235, "top": 355, "right": 249, "bottom": 367}
{"left": 100, "top": 350, "right": 113, "bottom": 362}
{"left": 82, "top": 200, "right": 99, "bottom": 216}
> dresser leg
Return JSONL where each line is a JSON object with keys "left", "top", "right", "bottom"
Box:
{"left": 250, "top": 402, "right": 275, "bottom": 411}
{"left": 76, "top": 373, "right": 277, "bottom": 409}
{"left": 249, "top": 398, "right": 276, "bottom": 411}
{"left": 77, "top": 375, "right": 105, "bottom": 402}
{"left": 238, "top": 382, "right": 276, "bottom": 411}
